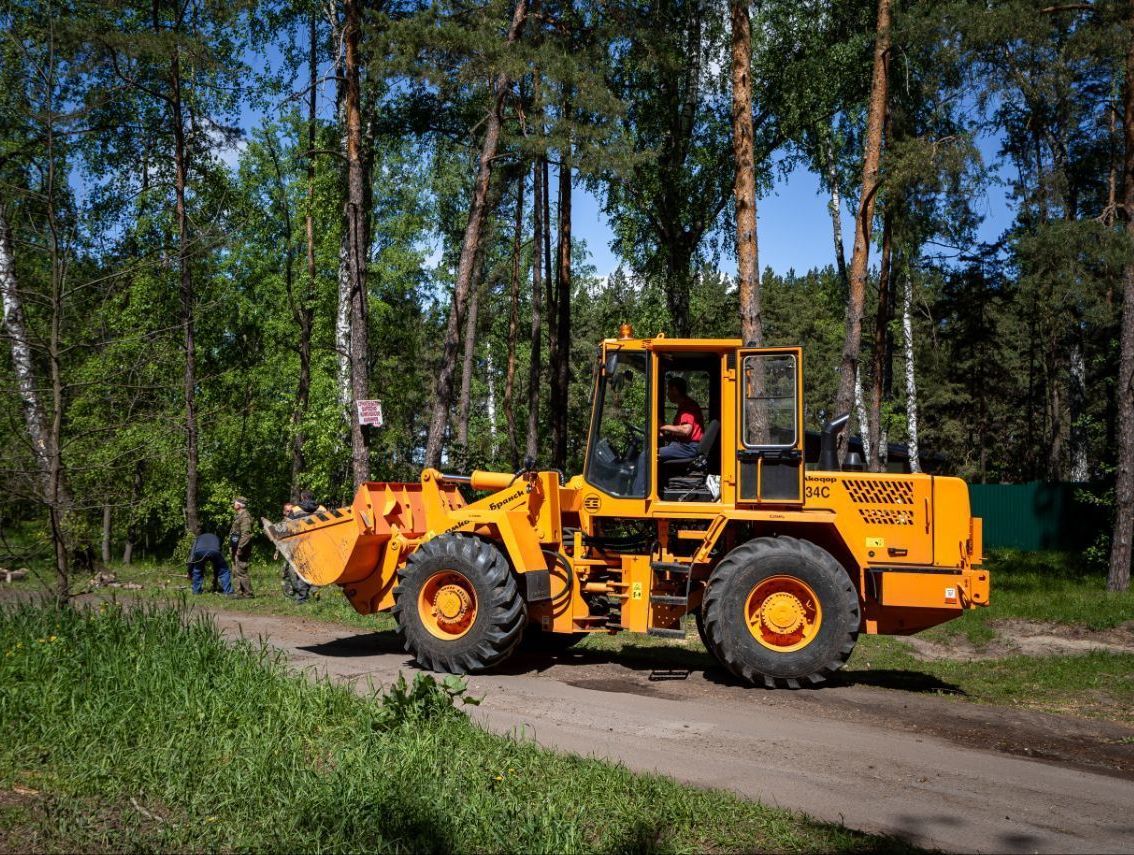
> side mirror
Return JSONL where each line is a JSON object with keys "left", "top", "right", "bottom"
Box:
{"left": 604, "top": 351, "right": 618, "bottom": 378}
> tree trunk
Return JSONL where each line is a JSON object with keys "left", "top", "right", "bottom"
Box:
{"left": 825, "top": 132, "right": 849, "bottom": 290}
{"left": 0, "top": 210, "right": 51, "bottom": 486}
{"left": 835, "top": 0, "right": 891, "bottom": 430}
{"left": 168, "top": 36, "right": 201, "bottom": 535}
{"left": 1106, "top": 100, "right": 1119, "bottom": 228}
{"left": 331, "top": 6, "right": 352, "bottom": 430}
{"left": 504, "top": 170, "right": 524, "bottom": 468}
{"left": 122, "top": 461, "right": 142, "bottom": 565}
{"left": 1068, "top": 330, "right": 1088, "bottom": 482}
{"left": 526, "top": 156, "right": 544, "bottom": 463}
{"left": 730, "top": 0, "right": 761, "bottom": 346}
{"left": 552, "top": 138, "right": 572, "bottom": 469}
{"left": 344, "top": 0, "right": 370, "bottom": 487}
{"left": 868, "top": 209, "right": 893, "bottom": 471}
{"left": 901, "top": 266, "right": 921, "bottom": 474}
{"left": 293, "top": 11, "right": 318, "bottom": 491}
{"left": 101, "top": 504, "right": 112, "bottom": 565}
{"left": 545, "top": 173, "right": 559, "bottom": 457}
{"left": 423, "top": 0, "right": 528, "bottom": 469}
{"left": 542, "top": 157, "right": 552, "bottom": 314}
{"left": 335, "top": 240, "right": 352, "bottom": 400}
{"left": 1108, "top": 0, "right": 1134, "bottom": 593}
{"left": 0, "top": 208, "right": 70, "bottom": 600}
{"left": 854, "top": 363, "right": 871, "bottom": 465}
{"left": 456, "top": 281, "right": 480, "bottom": 450}
{"left": 486, "top": 351, "right": 498, "bottom": 460}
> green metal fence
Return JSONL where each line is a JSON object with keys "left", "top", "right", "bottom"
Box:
{"left": 967, "top": 482, "right": 1103, "bottom": 551}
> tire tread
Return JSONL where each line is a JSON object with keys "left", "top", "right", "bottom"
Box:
{"left": 392, "top": 534, "right": 526, "bottom": 674}
{"left": 702, "top": 536, "right": 860, "bottom": 688}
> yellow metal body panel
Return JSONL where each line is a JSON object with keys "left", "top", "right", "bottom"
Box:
{"left": 620, "top": 555, "right": 652, "bottom": 632}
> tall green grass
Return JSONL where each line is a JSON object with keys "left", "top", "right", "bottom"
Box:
{"left": 0, "top": 602, "right": 903, "bottom": 853}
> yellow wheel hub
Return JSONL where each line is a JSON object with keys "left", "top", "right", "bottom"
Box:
{"left": 745, "top": 575, "right": 822, "bottom": 652}
{"left": 760, "top": 592, "right": 805, "bottom": 635}
{"left": 419, "top": 571, "right": 478, "bottom": 639}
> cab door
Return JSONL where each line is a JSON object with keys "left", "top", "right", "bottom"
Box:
{"left": 736, "top": 347, "right": 804, "bottom": 504}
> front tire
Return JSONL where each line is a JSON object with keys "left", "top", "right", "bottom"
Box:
{"left": 392, "top": 535, "right": 526, "bottom": 674}
{"left": 702, "top": 536, "right": 859, "bottom": 688}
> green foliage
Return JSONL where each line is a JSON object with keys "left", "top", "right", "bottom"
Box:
{"left": 374, "top": 672, "right": 481, "bottom": 731}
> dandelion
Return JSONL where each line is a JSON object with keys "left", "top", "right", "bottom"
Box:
{"left": 49, "top": 635, "right": 57, "bottom": 642}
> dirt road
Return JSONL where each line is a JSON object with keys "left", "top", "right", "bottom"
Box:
{"left": 208, "top": 609, "right": 1132, "bottom": 854}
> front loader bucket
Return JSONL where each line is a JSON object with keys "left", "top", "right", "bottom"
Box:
{"left": 263, "top": 482, "right": 428, "bottom": 588}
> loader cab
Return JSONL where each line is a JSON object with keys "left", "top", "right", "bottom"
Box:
{"left": 583, "top": 331, "right": 805, "bottom": 510}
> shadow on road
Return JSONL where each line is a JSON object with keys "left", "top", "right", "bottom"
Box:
{"left": 294, "top": 628, "right": 965, "bottom": 697}
{"left": 832, "top": 669, "right": 966, "bottom": 696}
{"left": 298, "top": 629, "right": 403, "bottom": 657}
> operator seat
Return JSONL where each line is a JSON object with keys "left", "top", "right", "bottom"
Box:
{"left": 661, "top": 419, "right": 720, "bottom": 501}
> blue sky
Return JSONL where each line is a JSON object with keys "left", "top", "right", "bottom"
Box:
{"left": 568, "top": 138, "right": 1016, "bottom": 281}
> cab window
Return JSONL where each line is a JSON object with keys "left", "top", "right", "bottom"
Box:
{"left": 585, "top": 351, "right": 649, "bottom": 497}
{"left": 742, "top": 353, "right": 797, "bottom": 447}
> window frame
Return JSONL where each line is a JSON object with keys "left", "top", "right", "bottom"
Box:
{"left": 740, "top": 352, "right": 800, "bottom": 450}
{"left": 583, "top": 348, "right": 651, "bottom": 499}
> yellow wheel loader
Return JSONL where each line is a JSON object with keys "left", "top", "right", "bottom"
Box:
{"left": 266, "top": 328, "right": 988, "bottom": 688}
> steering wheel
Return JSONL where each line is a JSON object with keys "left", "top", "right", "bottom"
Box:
{"left": 620, "top": 421, "right": 645, "bottom": 461}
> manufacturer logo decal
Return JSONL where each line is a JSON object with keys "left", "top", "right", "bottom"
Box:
{"left": 583, "top": 494, "right": 601, "bottom": 512}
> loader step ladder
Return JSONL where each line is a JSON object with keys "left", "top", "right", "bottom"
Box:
{"left": 605, "top": 562, "right": 628, "bottom": 631}
{"left": 646, "top": 560, "right": 694, "bottom": 639}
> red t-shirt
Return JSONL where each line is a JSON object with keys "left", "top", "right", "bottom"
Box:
{"left": 675, "top": 402, "right": 704, "bottom": 443}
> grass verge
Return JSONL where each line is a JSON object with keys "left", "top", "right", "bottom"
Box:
{"left": 0, "top": 602, "right": 907, "bottom": 854}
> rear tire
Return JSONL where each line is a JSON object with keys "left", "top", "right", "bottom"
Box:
{"left": 702, "top": 536, "right": 859, "bottom": 688}
{"left": 393, "top": 535, "right": 526, "bottom": 674}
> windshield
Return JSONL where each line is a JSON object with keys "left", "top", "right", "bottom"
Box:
{"left": 585, "top": 351, "right": 649, "bottom": 497}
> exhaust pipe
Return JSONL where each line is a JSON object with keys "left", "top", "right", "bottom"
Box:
{"left": 818, "top": 413, "right": 850, "bottom": 472}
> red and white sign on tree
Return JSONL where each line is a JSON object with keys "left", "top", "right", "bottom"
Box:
{"left": 356, "top": 400, "right": 384, "bottom": 428}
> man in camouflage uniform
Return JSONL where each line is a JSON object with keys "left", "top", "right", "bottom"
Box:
{"left": 229, "top": 496, "right": 254, "bottom": 598}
